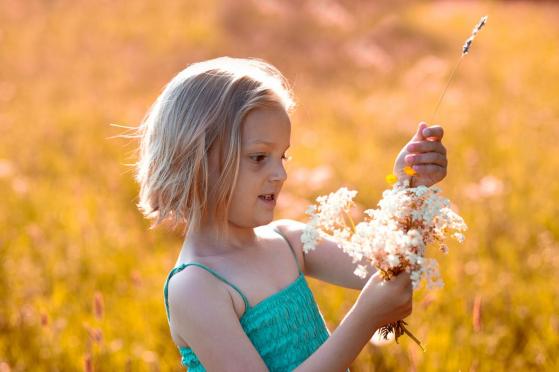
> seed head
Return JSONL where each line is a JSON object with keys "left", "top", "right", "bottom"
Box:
{"left": 462, "top": 15, "right": 488, "bottom": 55}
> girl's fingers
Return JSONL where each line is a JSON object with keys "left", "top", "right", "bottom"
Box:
{"left": 406, "top": 141, "right": 447, "bottom": 155}
{"left": 422, "top": 125, "right": 444, "bottom": 141}
{"left": 411, "top": 164, "right": 447, "bottom": 177}
{"left": 405, "top": 152, "right": 448, "bottom": 167}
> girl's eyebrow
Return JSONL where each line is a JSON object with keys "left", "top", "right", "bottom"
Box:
{"left": 249, "top": 140, "right": 274, "bottom": 145}
{"left": 247, "top": 140, "right": 290, "bottom": 148}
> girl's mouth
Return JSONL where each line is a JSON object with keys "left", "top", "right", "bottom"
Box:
{"left": 258, "top": 193, "right": 276, "bottom": 207}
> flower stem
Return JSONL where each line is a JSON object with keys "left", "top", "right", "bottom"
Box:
{"left": 430, "top": 55, "right": 464, "bottom": 123}
{"left": 343, "top": 209, "right": 356, "bottom": 233}
{"left": 401, "top": 323, "right": 426, "bottom": 352}
{"left": 378, "top": 320, "right": 425, "bottom": 352}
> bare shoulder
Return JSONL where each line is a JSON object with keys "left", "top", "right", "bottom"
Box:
{"left": 166, "top": 266, "right": 268, "bottom": 371}
{"left": 166, "top": 265, "right": 232, "bottom": 343}
{"left": 268, "top": 219, "right": 308, "bottom": 273}
{"left": 167, "top": 264, "right": 230, "bottom": 310}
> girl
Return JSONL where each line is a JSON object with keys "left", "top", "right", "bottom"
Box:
{"left": 135, "top": 57, "right": 447, "bottom": 371}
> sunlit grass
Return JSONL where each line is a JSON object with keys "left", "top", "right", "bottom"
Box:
{"left": 1, "top": 0, "right": 558, "bottom": 370}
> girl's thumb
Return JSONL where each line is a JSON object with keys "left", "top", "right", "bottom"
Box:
{"left": 411, "top": 122, "right": 428, "bottom": 141}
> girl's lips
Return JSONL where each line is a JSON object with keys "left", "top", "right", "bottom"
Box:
{"left": 258, "top": 195, "right": 276, "bottom": 208}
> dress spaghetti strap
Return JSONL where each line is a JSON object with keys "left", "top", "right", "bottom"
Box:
{"left": 164, "top": 226, "right": 301, "bottom": 323}
{"left": 163, "top": 262, "right": 251, "bottom": 322}
{"left": 273, "top": 227, "right": 302, "bottom": 275}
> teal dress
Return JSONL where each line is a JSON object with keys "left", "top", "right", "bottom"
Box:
{"left": 163, "top": 228, "right": 350, "bottom": 371}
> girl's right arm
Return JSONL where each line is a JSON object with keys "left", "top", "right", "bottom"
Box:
{"left": 167, "top": 267, "right": 270, "bottom": 371}
{"left": 294, "top": 271, "right": 413, "bottom": 372}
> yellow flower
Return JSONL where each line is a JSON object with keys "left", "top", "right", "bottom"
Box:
{"left": 404, "top": 166, "right": 417, "bottom": 176}
{"left": 385, "top": 173, "right": 398, "bottom": 184}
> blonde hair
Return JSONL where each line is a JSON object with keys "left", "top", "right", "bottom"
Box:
{"left": 134, "top": 56, "right": 295, "bottom": 238}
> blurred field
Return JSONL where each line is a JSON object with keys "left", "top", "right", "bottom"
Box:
{"left": 1, "top": 0, "right": 559, "bottom": 370}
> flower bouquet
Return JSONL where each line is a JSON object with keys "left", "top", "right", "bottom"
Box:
{"left": 301, "top": 174, "right": 467, "bottom": 350}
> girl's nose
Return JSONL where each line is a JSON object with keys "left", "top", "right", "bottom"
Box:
{"left": 270, "top": 162, "right": 288, "bottom": 182}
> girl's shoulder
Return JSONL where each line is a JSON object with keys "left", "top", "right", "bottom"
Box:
{"left": 166, "top": 261, "right": 235, "bottom": 346}
{"left": 167, "top": 262, "right": 230, "bottom": 299}
{"left": 268, "top": 219, "right": 307, "bottom": 272}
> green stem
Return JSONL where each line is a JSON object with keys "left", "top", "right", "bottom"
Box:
{"left": 401, "top": 323, "right": 426, "bottom": 352}
{"left": 343, "top": 209, "right": 356, "bottom": 233}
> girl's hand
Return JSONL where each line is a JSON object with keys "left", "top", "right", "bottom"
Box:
{"left": 357, "top": 270, "right": 413, "bottom": 328}
{"left": 393, "top": 122, "right": 447, "bottom": 187}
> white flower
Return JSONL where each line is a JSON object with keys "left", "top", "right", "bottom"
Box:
{"left": 452, "top": 232, "right": 465, "bottom": 243}
{"left": 387, "top": 254, "right": 400, "bottom": 267}
{"left": 302, "top": 184, "right": 467, "bottom": 291}
{"left": 301, "top": 222, "right": 320, "bottom": 253}
{"left": 354, "top": 264, "right": 368, "bottom": 279}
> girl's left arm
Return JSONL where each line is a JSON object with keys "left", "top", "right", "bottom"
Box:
{"left": 272, "top": 124, "right": 447, "bottom": 289}
{"left": 272, "top": 219, "right": 375, "bottom": 290}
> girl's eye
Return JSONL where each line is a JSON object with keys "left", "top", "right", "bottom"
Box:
{"left": 250, "top": 154, "right": 267, "bottom": 163}
{"left": 249, "top": 154, "right": 292, "bottom": 163}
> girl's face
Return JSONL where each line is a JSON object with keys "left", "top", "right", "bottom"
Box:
{"left": 228, "top": 106, "right": 291, "bottom": 228}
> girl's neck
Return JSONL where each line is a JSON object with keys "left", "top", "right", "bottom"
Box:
{"left": 181, "top": 223, "right": 261, "bottom": 259}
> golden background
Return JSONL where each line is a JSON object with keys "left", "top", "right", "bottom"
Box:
{"left": 1, "top": 0, "right": 558, "bottom": 370}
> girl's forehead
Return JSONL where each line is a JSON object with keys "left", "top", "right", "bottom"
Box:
{"left": 241, "top": 107, "right": 291, "bottom": 145}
